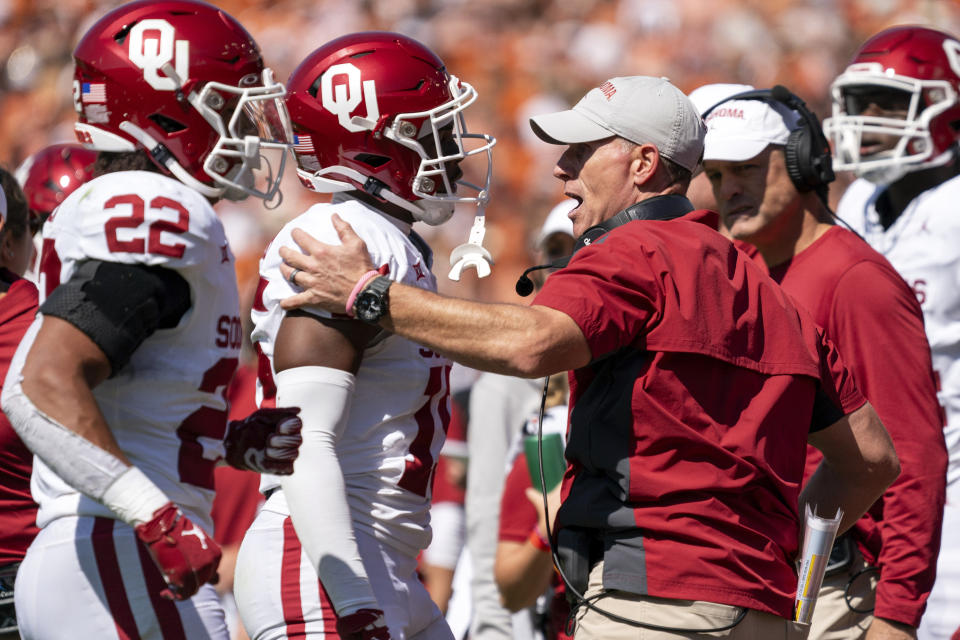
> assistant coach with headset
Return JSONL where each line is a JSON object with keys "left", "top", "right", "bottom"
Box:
{"left": 273, "top": 75, "right": 900, "bottom": 639}
{"left": 699, "top": 84, "right": 947, "bottom": 640}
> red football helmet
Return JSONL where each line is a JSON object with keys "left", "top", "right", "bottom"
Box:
{"left": 285, "top": 32, "right": 496, "bottom": 225}
{"left": 824, "top": 25, "right": 960, "bottom": 184}
{"left": 15, "top": 144, "right": 97, "bottom": 222}
{"left": 72, "top": 0, "right": 292, "bottom": 202}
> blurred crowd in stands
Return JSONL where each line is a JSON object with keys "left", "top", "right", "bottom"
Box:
{"left": 2, "top": 0, "right": 958, "bottom": 308}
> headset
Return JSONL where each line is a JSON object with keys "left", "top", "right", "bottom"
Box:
{"left": 700, "top": 84, "right": 835, "bottom": 202}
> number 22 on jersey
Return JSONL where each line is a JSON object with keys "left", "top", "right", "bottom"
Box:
{"left": 39, "top": 193, "right": 191, "bottom": 297}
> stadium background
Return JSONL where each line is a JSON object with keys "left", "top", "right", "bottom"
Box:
{"left": 1, "top": 0, "right": 959, "bottom": 307}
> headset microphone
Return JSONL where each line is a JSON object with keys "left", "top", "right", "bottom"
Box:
{"left": 515, "top": 257, "right": 570, "bottom": 297}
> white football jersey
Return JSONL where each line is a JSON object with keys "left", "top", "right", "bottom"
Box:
{"left": 838, "top": 176, "right": 960, "bottom": 499}
{"left": 20, "top": 170, "right": 241, "bottom": 531}
{"left": 253, "top": 196, "right": 451, "bottom": 556}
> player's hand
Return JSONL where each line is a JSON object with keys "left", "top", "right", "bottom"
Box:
{"left": 134, "top": 502, "right": 221, "bottom": 601}
{"left": 223, "top": 406, "right": 302, "bottom": 475}
{"left": 336, "top": 608, "right": 391, "bottom": 640}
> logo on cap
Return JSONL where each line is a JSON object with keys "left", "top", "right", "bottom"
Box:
{"left": 599, "top": 81, "right": 617, "bottom": 101}
{"left": 705, "top": 107, "right": 745, "bottom": 123}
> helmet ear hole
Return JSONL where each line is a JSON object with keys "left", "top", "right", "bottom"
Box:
{"left": 149, "top": 114, "right": 188, "bottom": 133}
{"left": 354, "top": 153, "right": 390, "bottom": 168}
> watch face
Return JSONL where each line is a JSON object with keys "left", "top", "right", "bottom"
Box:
{"left": 354, "top": 276, "right": 390, "bottom": 324}
{"left": 357, "top": 291, "right": 383, "bottom": 323}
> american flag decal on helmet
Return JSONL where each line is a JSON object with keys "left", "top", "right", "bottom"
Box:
{"left": 82, "top": 83, "right": 106, "bottom": 103}
{"left": 293, "top": 134, "right": 315, "bottom": 154}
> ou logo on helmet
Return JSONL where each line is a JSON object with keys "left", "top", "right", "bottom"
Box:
{"left": 321, "top": 63, "right": 381, "bottom": 133}
{"left": 128, "top": 19, "right": 190, "bottom": 91}
{"left": 945, "top": 38, "right": 960, "bottom": 79}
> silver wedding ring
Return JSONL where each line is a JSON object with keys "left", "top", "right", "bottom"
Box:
{"left": 288, "top": 267, "right": 301, "bottom": 286}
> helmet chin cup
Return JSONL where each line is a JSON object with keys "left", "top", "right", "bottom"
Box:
{"left": 448, "top": 210, "right": 493, "bottom": 281}
{"left": 414, "top": 199, "right": 456, "bottom": 226}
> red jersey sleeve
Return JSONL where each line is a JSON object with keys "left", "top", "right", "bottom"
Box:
{"left": 533, "top": 233, "right": 659, "bottom": 360}
{"left": 498, "top": 453, "right": 537, "bottom": 543}
{"left": 0, "top": 275, "right": 41, "bottom": 564}
{"left": 814, "top": 326, "right": 867, "bottom": 419}
{"left": 830, "top": 261, "right": 946, "bottom": 626}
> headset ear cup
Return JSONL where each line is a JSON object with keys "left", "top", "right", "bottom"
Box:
{"left": 784, "top": 128, "right": 815, "bottom": 191}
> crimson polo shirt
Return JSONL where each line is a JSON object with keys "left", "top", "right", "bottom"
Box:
{"left": 763, "top": 226, "right": 946, "bottom": 626}
{"left": 532, "top": 210, "right": 865, "bottom": 618}
{"left": 0, "top": 269, "right": 40, "bottom": 565}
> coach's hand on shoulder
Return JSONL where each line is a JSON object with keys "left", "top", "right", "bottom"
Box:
{"left": 278, "top": 214, "right": 376, "bottom": 314}
{"left": 336, "top": 608, "right": 391, "bottom": 640}
{"left": 224, "top": 406, "right": 303, "bottom": 475}
{"left": 135, "top": 502, "right": 221, "bottom": 601}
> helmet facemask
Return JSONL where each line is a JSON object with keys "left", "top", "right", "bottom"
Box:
{"left": 193, "top": 68, "right": 294, "bottom": 205}
{"left": 383, "top": 76, "right": 495, "bottom": 225}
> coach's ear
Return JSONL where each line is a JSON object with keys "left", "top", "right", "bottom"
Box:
{"left": 631, "top": 142, "right": 662, "bottom": 188}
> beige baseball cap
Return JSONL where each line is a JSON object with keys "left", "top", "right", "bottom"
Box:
{"left": 529, "top": 76, "right": 706, "bottom": 172}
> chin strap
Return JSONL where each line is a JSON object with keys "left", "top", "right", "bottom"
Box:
{"left": 118, "top": 122, "right": 224, "bottom": 199}
{"left": 448, "top": 192, "right": 493, "bottom": 281}
{"left": 301, "top": 166, "right": 427, "bottom": 220}
{"left": 300, "top": 166, "right": 495, "bottom": 278}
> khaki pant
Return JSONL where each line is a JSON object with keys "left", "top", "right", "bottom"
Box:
{"left": 573, "top": 562, "right": 810, "bottom": 639}
{"left": 807, "top": 546, "right": 877, "bottom": 640}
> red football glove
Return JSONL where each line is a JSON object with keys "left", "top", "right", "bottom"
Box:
{"left": 223, "top": 406, "right": 302, "bottom": 475}
{"left": 336, "top": 608, "right": 391, "bottom": 640}
{"left": 134, "top": 502, "right": 221, "bottom": 601}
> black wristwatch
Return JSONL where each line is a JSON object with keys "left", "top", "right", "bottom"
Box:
{"left": 354, "top": 275, "right": 392, "bottom": 324}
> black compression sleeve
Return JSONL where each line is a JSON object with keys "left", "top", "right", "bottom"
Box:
{"left": 40, "top": 260, "right": 191, "bottom": 374}
{"left": 809, "top": 387, "right": 847, "bottom": 433}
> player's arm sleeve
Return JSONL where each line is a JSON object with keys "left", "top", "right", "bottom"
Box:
{"left": 1, "top": 318, "right": 173, "bottom": 527}
{"left": 829, "top": 262, "right": 947, "bottom": 626}
{"left": 275, "top": 366, "right": 379, "bottom": 616}
{"left": 39, "top": 259, "right": 191, "bottom": 375}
